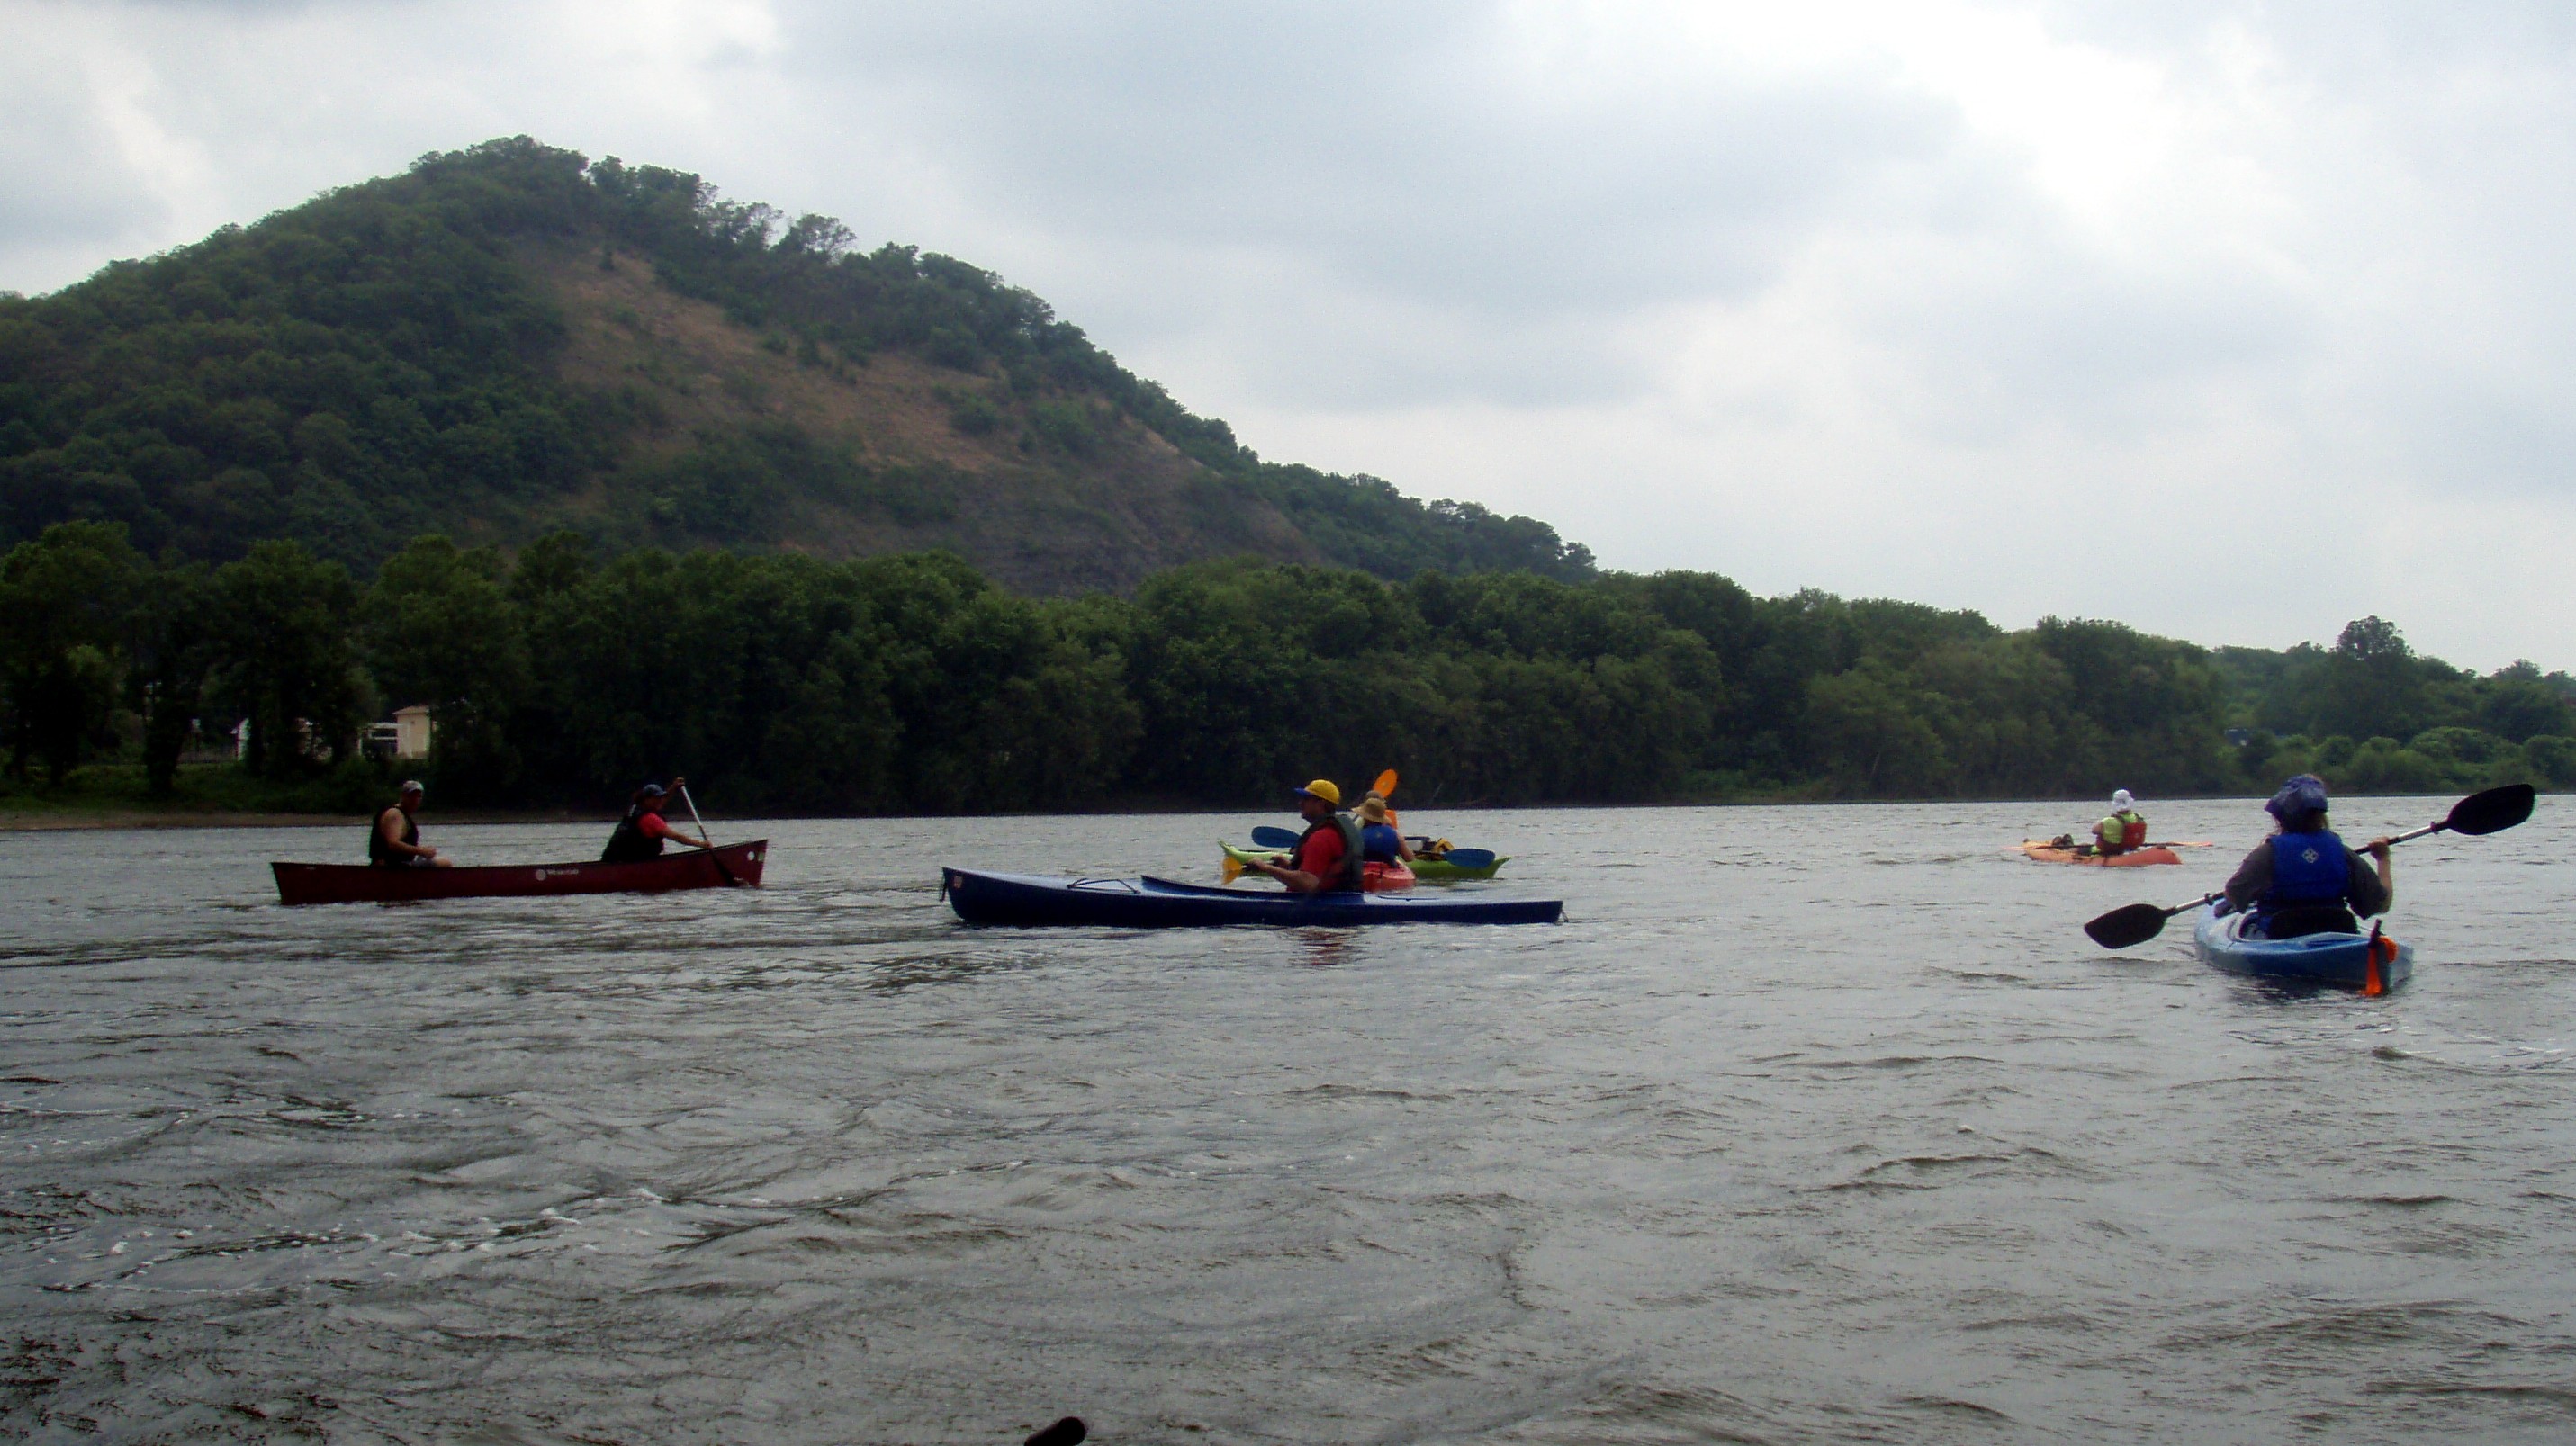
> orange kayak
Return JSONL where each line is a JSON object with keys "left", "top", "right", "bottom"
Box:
{"left": 2018, "top": 841, "right": 2181, "bottom": 867}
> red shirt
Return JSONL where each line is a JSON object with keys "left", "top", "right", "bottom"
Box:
{"left": 1294, "top": 824, "right": 1347, "bottom": 879}
{"left": 637, "top": 810, "right": 673, "bottom": 840}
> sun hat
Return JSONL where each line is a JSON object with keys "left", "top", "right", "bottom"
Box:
{"left": 1356, "top": 797, "right": 1390, "bottom": 823}
{"left": 2112, "top": 788, "right": 2134, "bottom": 809}
{"left": 1298, "top": 778, "right": 1342, "bottom": 804}
{"left": 2265, "top": 774, "right": 2329, "bottom": 822}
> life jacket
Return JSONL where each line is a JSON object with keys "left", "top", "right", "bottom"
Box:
{"left": 1296, "top": 812, "right": 1367, "bottom": 892}
{"left": 1358, "top": 822, "right": 1404, "bottom": 864}
{"left": 368, "top": 806, "right": 419, "bottom": 867}
{"left": 600, "top": 804, "right": 667, "bottom": 864}
{"left": 2253, "top": 828, "right": 2355, "bottom": 936}
{"left": 2096, "top": 811, "right": 2147, "bottom": 854}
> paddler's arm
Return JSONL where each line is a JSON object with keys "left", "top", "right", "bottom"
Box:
{"left": 2352, "top": 838, "right": 2395, "bottom": 916}
{"left": 638, "top": 799, "right": 711, "bottom": 851}
{"left": 1248, "top": 856, "right": 1328, "bottom": 894}
{"left": 2220, "top": 844, "right": 2270, "bottom": 912}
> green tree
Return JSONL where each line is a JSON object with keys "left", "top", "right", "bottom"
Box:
{"left": 2310, "top": 616, "right": 2431, "bottom": 743}
{"left": 362, "top": 535, "right": 529, "bottom": 800}
{"left": 1805, "top": 660, "right": 1952, "bottom": 795}
{"left": 0, "top": 521, "right": 141, "bottom": 783}
{"left": 131, "top": 561, "right": 220, "bottom": 795}
{"left": 212, "top": 541, "right": 363, "bottom": 777}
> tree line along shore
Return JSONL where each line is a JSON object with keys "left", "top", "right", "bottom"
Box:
{"left": 5, "top": 520, "right": 2570, "bottom": 822}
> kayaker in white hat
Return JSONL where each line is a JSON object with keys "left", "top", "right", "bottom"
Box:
{"left": 2092, "top": 789, "right": 2147, "bottom": 858}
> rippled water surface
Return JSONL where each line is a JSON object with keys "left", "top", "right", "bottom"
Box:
{"left": 5, "top": 799, "right": 2574, "bottom": 1444}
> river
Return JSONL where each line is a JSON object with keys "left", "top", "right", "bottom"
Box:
{"left": 4, "top": 797, "right": 2572, "bottom": 1443}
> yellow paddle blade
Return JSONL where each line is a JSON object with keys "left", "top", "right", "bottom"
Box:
{"left": 1374, "top": 768, "right": 1398, "bottom": 799}
{"left": 1221, "top": 852, "right": 1245, "bottom": 884}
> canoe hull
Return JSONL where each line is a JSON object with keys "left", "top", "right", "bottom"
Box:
{"left": 2194, "top": 909, "right": 2412, "bottom": 992}
{"left": 943, "top": 868, "right": 1561, "bottom": 928}
{"left": 2019, "top": 842, "right": 2181, "bottom": 867}
{"left": 273, "top": 841, "right": 767, "bottom": 905}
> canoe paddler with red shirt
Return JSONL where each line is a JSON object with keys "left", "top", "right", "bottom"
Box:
{"left": 1243, "top": 778, "right": 1367, "bottom": 894}
{"left": 599, "top": 777, "right": 713, "bottom": 864}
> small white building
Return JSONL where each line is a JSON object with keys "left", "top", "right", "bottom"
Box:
{"left": 392, "top": 705, "right": 434, "bottom": 760}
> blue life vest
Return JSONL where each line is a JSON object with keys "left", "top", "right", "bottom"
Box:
{"left": 1359, "top": 822, "right": 1404, "bottom": 863}
{"left": 2262, "top": 829, "right": 2349, "bottom": 908}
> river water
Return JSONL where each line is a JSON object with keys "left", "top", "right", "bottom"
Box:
{"left": 3, "top": 798, "right": 2572, "bottom": 1444}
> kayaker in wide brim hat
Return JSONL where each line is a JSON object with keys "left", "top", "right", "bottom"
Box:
{"left": 1353, "top": 796, "right": 1414, "bottom": 864}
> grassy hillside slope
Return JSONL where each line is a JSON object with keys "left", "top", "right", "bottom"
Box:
{"left": 0, "top": 138, "right": 1592, "bottom": 591}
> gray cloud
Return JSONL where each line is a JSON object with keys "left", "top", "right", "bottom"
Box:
{"left": 2, "top": 0, "right": 2572, "bottom": 663}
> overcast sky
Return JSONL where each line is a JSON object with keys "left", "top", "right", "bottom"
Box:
{"left": 6, "top": 1, "right": 2572, "bottom": 669}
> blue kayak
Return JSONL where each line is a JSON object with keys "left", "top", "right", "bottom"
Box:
{"left": 2194, "top": 909, "right": 2412, "bottom": 992}
{"left": 942, "top": 868, "right": 1563, "bottom": 928}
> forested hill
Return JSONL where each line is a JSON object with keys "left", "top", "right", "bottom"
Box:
{"left": 0, "top": 137, "right": 1592, "bottom": 591}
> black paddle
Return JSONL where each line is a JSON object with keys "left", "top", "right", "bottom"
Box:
{"left": 2084, "top": 783, "right": 2537, "bottom": 949}
{"left": 1250, "top": 824, "right": 1302, "bottom": 849}
{"left": 2384, "top": 780, "right": 2535, "bottom": 843}
{"left": 2085, "top": 892, "right": 2222, "bottom": 949}
{"left": 679, "top": 784, "right": 741, "bottom": 887}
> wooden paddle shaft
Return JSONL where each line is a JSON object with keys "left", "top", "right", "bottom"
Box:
{"left": 680, "top": 786, "right": 723, "bottom": 856}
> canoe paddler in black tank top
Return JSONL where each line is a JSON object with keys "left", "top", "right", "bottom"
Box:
{"left": 600, "top": 777, "right": 713, "bottom": 864}
{"left": 368, "top": 781, "right": 451, "bottom": 868}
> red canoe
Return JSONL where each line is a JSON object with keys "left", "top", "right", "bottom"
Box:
{"left": 271, "top": 841, "right": 767, "bottom": 906}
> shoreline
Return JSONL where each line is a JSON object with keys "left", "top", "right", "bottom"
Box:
{"left": 0, "top": 808, "right": 621, "bottom": 831}
{"left": 3, "top": 787, "right": 2539, "bottom": 832}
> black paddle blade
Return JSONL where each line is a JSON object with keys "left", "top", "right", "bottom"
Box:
{"left": 1026, "top": 1419, "right": 1086, "bottom": 1446}
{"left": 2085, "top": 902, "right": 2174, "bottom": 950}
{"left": 2445, "top": 782, "right": 2536, "bottom": 837}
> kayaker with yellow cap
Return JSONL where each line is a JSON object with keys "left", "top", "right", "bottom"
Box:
{"left": 1244, "top": 778, "right": 1365, "bottom": 894}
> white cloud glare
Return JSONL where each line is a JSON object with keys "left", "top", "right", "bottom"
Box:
{"left": 3, "top": 0, "right": 2571, "bottom": 668}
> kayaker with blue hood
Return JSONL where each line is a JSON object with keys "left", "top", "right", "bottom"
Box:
{"left": 2220, "top": 774, "right": 2395, "bottom": 939}
{"left": 1245, "top": 778, "right": 1366, "bottom": 894}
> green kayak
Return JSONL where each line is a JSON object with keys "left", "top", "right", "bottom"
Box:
{"left": 1410, "top": 854, "right": 1506, "bottom": 880}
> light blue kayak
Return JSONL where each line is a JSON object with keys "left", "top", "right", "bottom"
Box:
{"left": 2194, "top": 909, "right": 2413, "bottom": 992}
